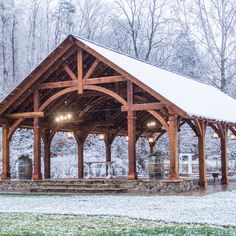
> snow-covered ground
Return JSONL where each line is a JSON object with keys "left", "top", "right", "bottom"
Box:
{"left": 0, "top": 190, "right": 235, "bottom": 227}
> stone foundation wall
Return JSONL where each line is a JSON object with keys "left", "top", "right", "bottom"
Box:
{"left": 132, "top": 179, "right": 195, "bottom": 193}
{"left": 0, "top": 179, "right": 195, "bottom": 194}
{"left": 0, "top": 180, "right": 39, "bottom": 192}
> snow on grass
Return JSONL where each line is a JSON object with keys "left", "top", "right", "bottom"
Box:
{"left": 0, "top": 190, "right": 236, "bottom": 227}
{"left": 0, "top": 213, "right": 235, "bottom": 236}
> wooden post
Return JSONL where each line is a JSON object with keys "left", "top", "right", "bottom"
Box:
{"left": 42, "top": 129, "right": 53, "bottom": 179}
{"left": 44, "top": 141, "right": 51, "bottom": 179}
{"left": 1, "top": 124, "right": 10, "bottom": 179}
{"left": 33, "top": 89, "right": 42, "bottom": 180}
{"left": 220, "top": 125, "right": 228, "bottom": 185}
{"left": 105, "top": 134, "right": 114, "bottom": 175}
{"left": 169, "top": 114, "right": 179, "bottom": 180}
{"left": 77, "top": 48, "right": 83, "bottom": 94}
{"left": 149, "top": 142, "right": 155, "bottom": 155}
{"left": 78, "top": 142, "right": 84, "bottom": 178}
{"left": 74, "top": 132, "right": 86, "bottom": 179}
{"left": 127, "top": 81, "right": 137, "bottom": 180}
{"left": 198, "top": 121, "right": 207, "bottom": 188}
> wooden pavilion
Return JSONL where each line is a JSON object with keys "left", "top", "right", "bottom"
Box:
{"left": 1, "top": 34, "right": 236, "bottom": 189}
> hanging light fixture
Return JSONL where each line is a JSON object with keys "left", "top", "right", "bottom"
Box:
{"left": 98, "top": 133, "right": 105, "bottom": 140}
{"left": 55, "top": 113, "right": 73, "bottom": 123}
{"left": 67, "top": 132, "right": 74, "bottom": 139}
{"left": 212, "top": 132, "right": 219, "bottom": 139}
{"left": 148, "top": 137, "right": 154, "bottom": 143}
{"left": 147, "top": 120, "right": 156, "bottom": 128}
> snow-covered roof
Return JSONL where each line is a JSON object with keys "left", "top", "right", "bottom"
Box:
{"left": 77, "top": 36, "right": 236, "bottom": 123}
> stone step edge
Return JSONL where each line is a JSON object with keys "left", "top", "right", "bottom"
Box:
{"left": 29, "top": 187, "right": 128, "bottom": 192}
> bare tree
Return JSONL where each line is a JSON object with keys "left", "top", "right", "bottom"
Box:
{"left": 27, "top": 0, "right": 42, "bottom": 70}
{"left": 0, "top": 0, "right": 10, "bottom": 86}
{"left": 53, "top": 0, "right": 76, "bottom": 47}
{"left": 176, "top": 0, "right": 236, "bottom": 93}
{"left": 75, "top": 0, "right": 108, "bottom": 41}
{"left": 10, "top": 0, "right": 18, "bottom": 84}
{"left": 113, "top": 0, "right": 170, "bottom": 62}
{"left": 114, "top": 0, "right": 144, "bottom": 59}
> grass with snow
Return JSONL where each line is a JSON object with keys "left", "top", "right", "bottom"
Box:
{"left": 0, "top": 213, "right": 235, "bottom": 235}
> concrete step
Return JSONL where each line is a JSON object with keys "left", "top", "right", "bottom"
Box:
{"left": 30, "top": 186, "right": 128, "bottom": 194}
{"left": 38, "top": 183, "right": 120, "bottom": 188}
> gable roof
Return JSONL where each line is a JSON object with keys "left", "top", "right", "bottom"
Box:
{"left": 76, "top": 36, "right": 236, "bottom": 124}
{"left": 0, "top": 34, "right": 236, "bottom": 125}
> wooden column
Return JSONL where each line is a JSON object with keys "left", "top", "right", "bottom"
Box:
{"left": 220, "top": 125, "right": 228, "bottom": 185}
{"left": 42, "top": 129, "right": 53, "bottom": 179}
{"left": 74, "top": 132, "right": 86, "bottom": 179}
{"left": 149, "top": 142, "right": 155, "bottom": 155}
{"left": 1, "top": 124, "right": 10, "bottom": 180}
{"left": 127, "top": 81, "right": 137, "bottom": 180}
{"left": 33, "top": 89, "right": 42, "bottom": 180}
{"left": 198, "top": 121, "right": 207, "bottom": 188}
{"left": 105, "top": 134, "right": 114, "bottom": 175}
{"left": 77, "top": 48, "right": 83, "bottom": 94}
{"left": 169, "top": 114, "right": 179, "bottom": 180}
{"left": 78, "top": 142, "right": 84, "bottom": 178}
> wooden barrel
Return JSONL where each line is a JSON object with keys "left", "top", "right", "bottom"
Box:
{"left": 18, "top": 158, "right": 32, "bottom": 179}
{"left": 148, "top": 156, "right": 164, "bottom": 179}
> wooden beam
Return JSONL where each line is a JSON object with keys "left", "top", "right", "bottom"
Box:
{"left": 7, "top": 118, "right": 24, "bottom": 140}
{"left": 39, "top": 80, "right": 77, "bottom": 89}
{"left": 77, "top": 48, "right": 83, "bottom": 94}
{"left": 198, "top": 120, "right": 207, "bottom": 188}
{"left": 7, "top": 112, "right": 44, "bottom": 119}
{"left": 42, "top": 129, "right": 55, "bottom": 179}
{"left": 121, "top": 102, "right": 165, "bottom": 112}
{"left": 127, "top": 81, "right": 137, "bottom": 180}
{"left": 220, "top": 124, "right": 228, "bottom": 185}
{"left": 38, "top": 76, "right": 126, "bottom": 90}
{"left": 84, "top": 75, "right": 126, "bottom": 85}
{"left": 1, "top": 124, "right": 10, "bottom": 180}
{"left": 33, "top": 89, "right": 42, "bottom": 180}
{"left": 169, "top": 114, "right": 179, "bottom": 180}
{"left": 63, "top": 63, "right": 77, "bottom": 80}
{"left": 84, "top": 59, "right": 100, "bottom": 79}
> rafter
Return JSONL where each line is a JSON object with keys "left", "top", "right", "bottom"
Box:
{"left": 63, "top": 63, "right": 77, "bottom": 80}
{"left": 84, "top": 59, "right": 100, "bottom": 79}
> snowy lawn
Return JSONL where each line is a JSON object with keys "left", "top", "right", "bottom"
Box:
{"left": 0, "top": 190, "right": 236, "bottom": 227}
{"left": 0, "top": 213, "right": 235, "bottom": 236}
